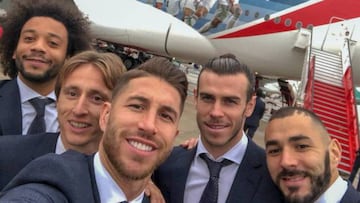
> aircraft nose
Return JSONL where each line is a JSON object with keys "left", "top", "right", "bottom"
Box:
{"left": 73, "top": 0, "right": 217, "bottom": 65}
{"left": 166, "top": 20, "right": 217, "bottom": 64}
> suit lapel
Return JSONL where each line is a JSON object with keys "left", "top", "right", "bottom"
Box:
{"left": 169, "top": 147, "right": 197, "bottom": 203}
{"left": 31, "top": 133, "right": 60, "bottom": 160}
{"left": 0, "top": 80, "right": 22, "bottom": 135}
{"left": 88, "top": 154, "right": 101, "bottom": 202}
{"left": 226, "top": 140, "right": 264, "bottom": 203}
{"left": 142, "top": 195, "right": 150, "bottom": 203}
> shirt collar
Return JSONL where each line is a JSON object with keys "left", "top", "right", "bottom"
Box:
{"left": 55, "top": 135, "right": 66, "bottom": 154}
{"left": 315, "top": 176, "right": 348, "bottom": 203}
{"left": 17, "top": 76, "right": 56, "bottom": 103}
{"left": 196, "top": 131, "right": 248, "bottom": 164}
{"left": 93, "top": 152, "right": 144, "bottom": 203}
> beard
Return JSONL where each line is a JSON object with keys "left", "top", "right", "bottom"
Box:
{"left": 278, "top": 152, "right": 331, "bottom": 203}
{"left": 102, "top": 124, "right": 172, "bottom": 181}
{"left": 15, "top": 57, "right": 61, "bottom": 83}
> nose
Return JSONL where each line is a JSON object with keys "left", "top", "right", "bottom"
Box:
{"left": 30, "top": 38, "right": 46, "bottom": 53}
{"left": 138, "top": 111, "right": 157, "bottom": 136}
{"left": 209, "top": 101, "right": 224, "bottom": 118}
{"left": 72, "top": 96, "right": 89, "bottom": 116}
{"left": 279, "top": 148, "right": 297, "bottom": 168}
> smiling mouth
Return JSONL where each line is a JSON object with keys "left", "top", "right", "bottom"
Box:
{"left": 69, "top": 121, "right": 90, "bottom": 128}
{"left": 129, "top": 140, "right": 154, "bottom": 152}
{"left": 282, "top": 174, "right": 306, "bottom": 181}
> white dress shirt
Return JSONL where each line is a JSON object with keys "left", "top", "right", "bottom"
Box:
{"left": 93, "top": 152, "right": 144, "bottom": 203}
{"left": 17, "top": 77, "right": 58, "bottom": 135}
{"left": 184, "top": 133, "right": 248, "bottom": 203}
{"left": 55, "top": 135, "right": 66, "bottom": 154}
{"left": 315, "top": 176, "right": 348, "bottom": 203}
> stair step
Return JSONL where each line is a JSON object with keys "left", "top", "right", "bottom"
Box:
{"left": 313, "top": 96, "right": 347, "bottom": 108}
{"left": 314, "top": 80, "right": 344, "bottom": 91}
{"left": 312, "top": 48, "right": 341, "bottom": 59}
{"left": 313, "top": 99, "right": 348, "bottom": 112}
{"left": 314, "top": 68, "right": 342, "bottom": 79}
{"left": 314, "top": 89, "right": 345, "bottom": 101}
{"left": 313, "top": 107, "right": 347, "bottom": 123}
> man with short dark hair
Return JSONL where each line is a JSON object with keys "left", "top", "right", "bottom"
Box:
{"left": 265, "top": 106, "right": 360, "bottom": 203}
{"left": 0, "top": 0, "right": 92, "bottom": 135}
{"left": 0, "top": 57, "right": 188, "bottom": 203}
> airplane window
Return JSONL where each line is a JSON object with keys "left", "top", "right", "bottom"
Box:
{"left": 285, "top": 18, "right": 292, "bottom": 27}
{"left": 307, "top": 24, "right": 314, "bottom": 30}
{"left": 274, "top": 17, "right": 281, "bottom": 24}
{"left": 254, "top": 12, "right": 260, "bottom": 19}
{"left": 264, "top": 14, "right": 270, "bottom": 21}
{"left": 296, "top": 21, "right": 303, "bottom": 29}
{"left": 245, "top": 10, "right": 249, "bottom": 16}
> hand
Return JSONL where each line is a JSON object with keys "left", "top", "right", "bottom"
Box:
{"left": 179, "top": 137, "right": 198, "bottom": 150}
{"left": 144, "top": 180, "right": 165, "bottom": 203}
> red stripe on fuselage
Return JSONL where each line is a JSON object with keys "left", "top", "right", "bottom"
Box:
{"left": 216, "top": 0, "right": 360, "bottom": 39}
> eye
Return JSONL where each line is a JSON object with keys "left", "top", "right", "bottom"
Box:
{"left": 128, "top": 104, "right": 144, "bottom": 111}
{"left": 91, "top": 94, "right": 105, "bottom": 105}
{"left": 160, "top": 112, "right": 175, "bottom": 123}
{"left": 200, "top": 94, "right": 213, "bottom": 103}
{"left": 23, "top": 36, "right": 35, "bottom": 42}
{"left": 224, "top": 98, "right": 238, "bottom": 105}
{"left": 296, "top": 144, "right": 309, "bottom": 151}
{"left": 266, "top": 147, "right": 281, "bottom": 156}
{"left": 64, "top": 89, "right": 78, "bottom": 98}
{"left": 49, "top": 40, "right": 59, "bottom": 48}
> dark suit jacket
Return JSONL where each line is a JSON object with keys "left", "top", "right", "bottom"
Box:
{"left": 245, "top": 97, "right": 265, "bottom": 128}
{"left": 0, "top": 133, "right": 59, "bottom": 190}
{"left": 0, "top": 150, "right": 150, "bottom": 203}
{"left": 0, "top": 79, "right": 23, "bottom": 136}
{"left": 153, "top": 139, "right": 283, "bottom": 203}
{"left": 341, "top": 181, "right": 360, "bottom": 202}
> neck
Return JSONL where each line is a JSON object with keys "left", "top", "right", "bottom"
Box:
{"left": 98, "top": 145, "right": 148, "bottom": 201}
{"left": 19, "top": 74, "right": 56, "bottom": 96}
{"left": 60, "top": 134, "right": 99, "bottom": 155}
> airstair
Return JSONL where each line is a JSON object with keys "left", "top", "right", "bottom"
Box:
{"left": 300, "top": 20, "right": 359, "bottom": 174}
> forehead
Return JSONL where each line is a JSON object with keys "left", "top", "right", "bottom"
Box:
{"left": 116, "top": 76, "right": 181, "bottom": 112}
{"left": 22, "top": 16, "right": 68, "bottom": 37}
{"left": 199, "top": 71, "right": 249, "bottom": 97}
{"left": 63, "top": 64, "right": 109, "bottom": 91}
{"left": 265, "top": 114, "right": 324, "bottom": 144}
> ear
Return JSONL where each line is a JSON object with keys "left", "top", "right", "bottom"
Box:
{"left": 329, "top": 138, "right": 342, "bottom": 167}
{"left": 12, "top": 52, "right": 16, "bottom": 59}
{"left": 245, "top": 94, "right": 256, "bottom": 117}
{"left": 99, "top": 102, "right": 111, "bottom": 132}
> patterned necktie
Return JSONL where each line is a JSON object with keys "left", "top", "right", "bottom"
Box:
{"left": 27, "top": 97, "right": 53, "bottom": 135}
{"left": 199, "top": 153, "right": 233, "bottom": 203}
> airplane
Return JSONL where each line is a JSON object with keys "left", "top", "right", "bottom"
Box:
{"left": 72, "top": 0, "right": 360, "bottom": 85}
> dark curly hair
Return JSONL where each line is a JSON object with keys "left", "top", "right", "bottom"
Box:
{"left": 0, "top": 0, "right": 92, "bottom": 78}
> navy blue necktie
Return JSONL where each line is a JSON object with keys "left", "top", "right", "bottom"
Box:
{"left": 27, "top": 97, "right": 53, "bottom": 135}
{"left": 199, "top": 153, "right": 233, "bottom": 203}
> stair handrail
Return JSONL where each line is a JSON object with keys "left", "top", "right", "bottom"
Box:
{"left": 341, "top": 39, "right": 360, "bottom": 161}
{"left": 297, "top": 28, "right": 313, "bottom": 107}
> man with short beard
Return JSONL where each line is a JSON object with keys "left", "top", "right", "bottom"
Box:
{"left": 0, "top": 0, "right": 91, "bottom": 136}
{"left": 0, "top": 57, "right": 188, "bottom": 202}
{"left": 265, "top": 106, "right": 360, "bottom": 203}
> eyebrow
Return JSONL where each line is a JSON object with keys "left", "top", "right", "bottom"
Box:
{"left": 63, "top": 86, "right": 111, "bottom": 101}
{"left": 22, "top": 29, "right": 64, "bottom": 41}
{"left": 128, "top": 95, "right": 179, "bottom": 119}
{"left": 265, "top": 135, "right": 311, "bottom": 148}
